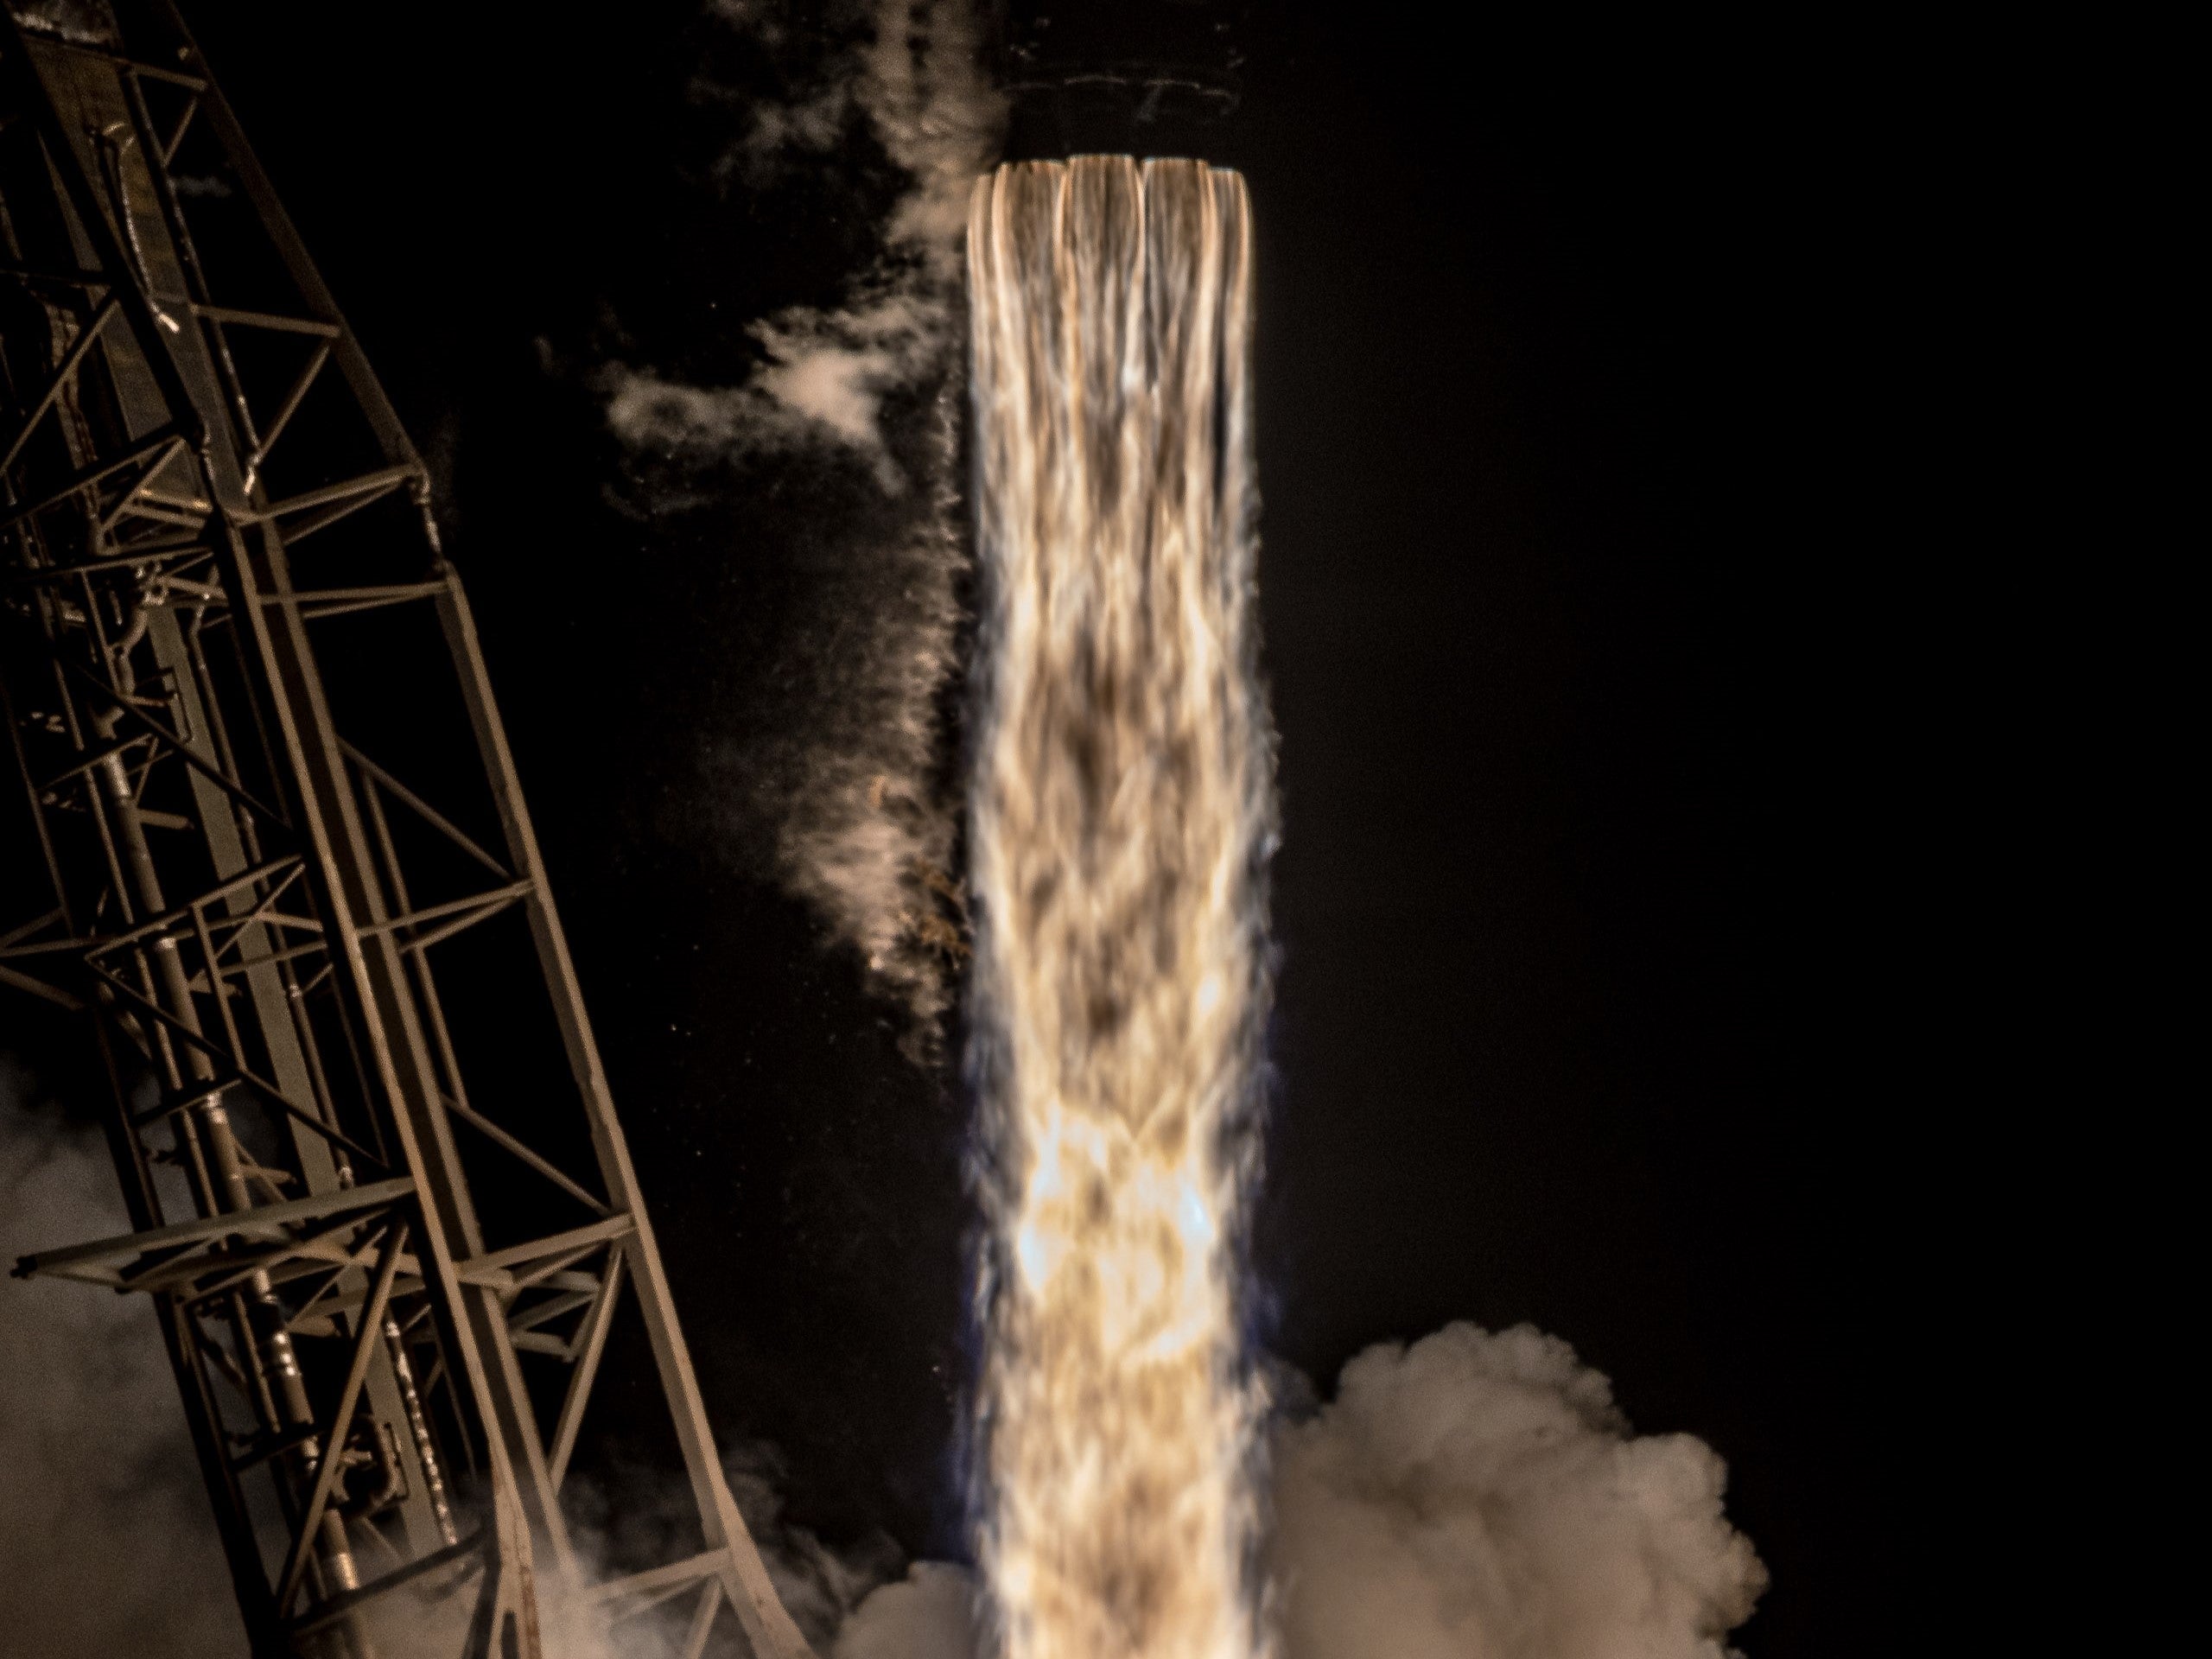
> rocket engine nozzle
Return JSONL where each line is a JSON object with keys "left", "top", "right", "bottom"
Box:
{"left": 996, "top": 1, "right": 1249, "bottom": 162}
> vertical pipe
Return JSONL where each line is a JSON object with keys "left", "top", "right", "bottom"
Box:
{"left": 383, "top": 1313, "right": 458, "bottom": 1548}
{"left": 89, "top": 696, "right": 371, "bottom": 1645}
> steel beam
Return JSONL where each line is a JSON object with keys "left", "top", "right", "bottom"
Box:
{"left": 2, "top": 5, "right": 818, "bottom": 1655}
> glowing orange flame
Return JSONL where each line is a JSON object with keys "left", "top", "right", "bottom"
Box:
{"left": 967, "top": 156, "right": 1272, "bottom": 1659}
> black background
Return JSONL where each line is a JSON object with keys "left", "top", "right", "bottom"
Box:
{"left": 58, "top": 4, "right": 1948, "bottom": 1653}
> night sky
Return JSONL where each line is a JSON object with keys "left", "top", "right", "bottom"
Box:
{"left": 33, "top": 4, "right": 1926, "bottom": 1653}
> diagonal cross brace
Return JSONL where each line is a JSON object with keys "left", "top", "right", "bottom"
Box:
{"left": 13, "top": 1174, "right": 414, "bottom": 1284}
{"left": 276, "top": 1217, "right": 410, "bottom": 1613}
{"left": 0, "top": 291, "right": 121, "bottom": 472}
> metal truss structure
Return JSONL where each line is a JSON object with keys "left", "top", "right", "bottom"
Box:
{"left": 0, "top": 5, "right": 814, "bottom": 1656}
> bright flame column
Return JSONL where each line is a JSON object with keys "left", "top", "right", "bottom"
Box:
{"left": 966, "top": 157, "right": 1274, "bottom": 1659}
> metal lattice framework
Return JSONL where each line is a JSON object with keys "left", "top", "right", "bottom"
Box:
{"left": 0, "top": 4, "right": 813, "bottom": 1656}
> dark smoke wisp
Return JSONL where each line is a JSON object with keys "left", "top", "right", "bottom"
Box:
{"left": 602, "top": 0, "right": 1006, "bottom": 1057}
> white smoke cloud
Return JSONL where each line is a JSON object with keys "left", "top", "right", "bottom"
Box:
{"left": 822, "top": 1323, "right": 1766, "bottom": 1659}
{"left": 0, "top": 1070, "right": 1764, "bottom": 1659}
{"left": 724, "top": 1440, "right": 904, "bottom": 1645}
{"left": 0, "top": 1064, "right": 969, "bottom": 1659}
{"left": 603, "top": 0, "right": 1004, "bottom": 1053}
{"left": 834, "top": 1562, "right": 980, "bottom": 1658}
{"left": 607, "top": 0, "right": 1001, "bottom": 472}
{"left": 1268, "top": 1323, "right": 1767, "bottom": 1659}
{"left": 700, "top": 0, "right": 994, "bottom": 287}
{"left": 605, "top": 292, "right": 938, "bottom": 496}
{"left": 550, "top": 1437, "right": 968, "bottom": 1657}
{"left": 0, "top": 1061, "right": 245, "bottom": 1659}
{"left": 595, "top": 1438, "right": 980, "bottom": 1658}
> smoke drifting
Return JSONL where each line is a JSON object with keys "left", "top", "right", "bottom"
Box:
{"left": 832, "top": 1564, "right": 980, "bottom": 1657}
{"left": 723, "top": 1450, "right": 983, "bottom": 1659}
{"left": 603, "top": 0, "right": 1005, "bottom": 1052}
{"left": 822, "top": 1321, "right": 1767, "bottom": 1659}
{"left": 0, "top": 1103, "right": 1767, "bottom": 1659}
{"left": 559, "top": 1443, "right": 978, "bottom": 1658}
{"left": 0, "top": 1063, "right": 243, "bottom": 1659}
{"left": 1271, "top": 1324, "right": 1767, "bottom": 1658}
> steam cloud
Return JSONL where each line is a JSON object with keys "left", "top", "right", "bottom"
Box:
{"left": 1269, "top": 1324, "right": 1767, "bottom": 1658}
{"left": 0, "top": 1073, "right": 965, "bottom": 1659}
{"left": 723, "top": 1451, "right": 982, "bottom": 1659}
{"left": 0, "top": 1063, "right": 243, "bottom": 1659}
{"left": 0, "top": 1097, "right": 1767, "bottom": 1659}
{"left": 0, "top": 1063, "right": 969, "bottom": 1659}
{"left": 823, "top": 1323, "right": 1765, "bottom": 1658}
{"left": 556, "top": 1444, "right": 979, "bottom": 1658}
{"left": 603, "top": 0, "right": 1006, "bottom": 1051}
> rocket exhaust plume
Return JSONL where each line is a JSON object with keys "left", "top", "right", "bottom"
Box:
{"left": 966, "top": 157, "right": 1273, "bottom": 1658}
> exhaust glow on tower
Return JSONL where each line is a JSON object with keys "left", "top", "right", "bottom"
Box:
{"left": 966, "top": 156, "right": 1273, "bottom": 1658}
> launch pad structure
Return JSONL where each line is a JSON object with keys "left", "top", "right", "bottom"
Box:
{"left": 0, "top": 4, "right": 814, "bottom": 1656}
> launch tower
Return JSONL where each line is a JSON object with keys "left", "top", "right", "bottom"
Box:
{"left": 0, "top": 4, "right": 812, "bottom": 1656}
